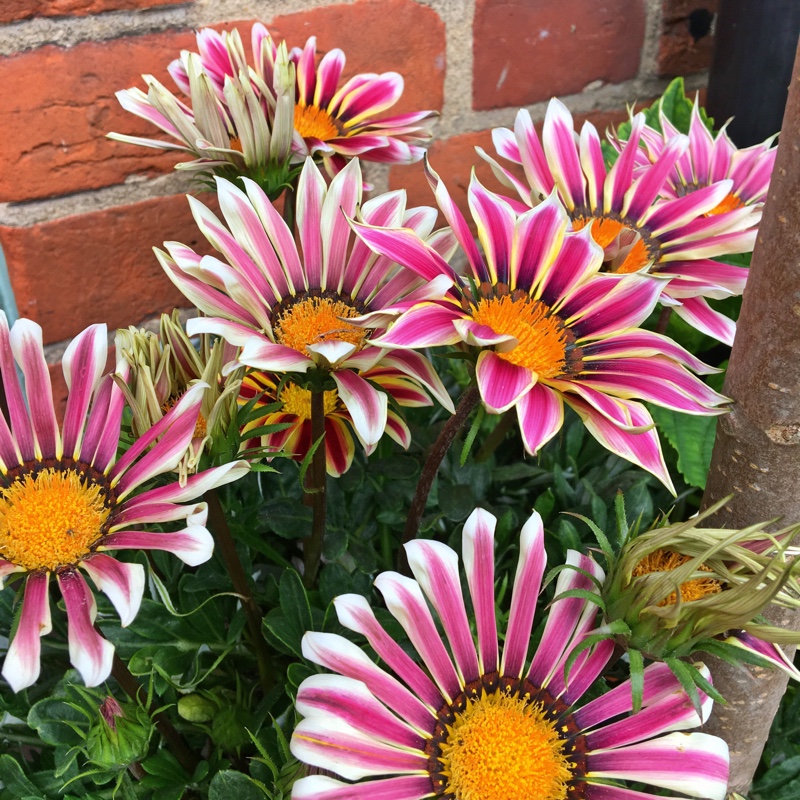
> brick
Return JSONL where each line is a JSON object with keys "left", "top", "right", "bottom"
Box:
{"left": 472, "top": 0, "right": 646, "bottom": 110}
{"left": 266, "top": 0, "right": 445, "bottom": 115}
{"left": 0, "top": 193, "right": 215, "bottom": 345}
{"left": 388, "top": 106, "right": 640, "bottom": 225}
{"left": 0, "top": 30, "right": 196, "bottom": 203}
{"left": 657, "top": 1, "right": 718, "bottom": 77}
{"left": 0, "top": 0, "right": 186, "bottom": 25}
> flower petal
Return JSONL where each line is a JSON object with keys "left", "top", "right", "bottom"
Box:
{"left": 80, "top": 554, "right": 145, "bottom": 627}
{"left": 332, "top": 370, "right": 388, "bottom": 447}
{"left": 476, "top": 351, "right": 534, "bottom": 414}
{"left": 2, "top": 572, "right": 51, "bottom": 692}
{"left": 58, "top": 570, "right": 115, "bottom": 687}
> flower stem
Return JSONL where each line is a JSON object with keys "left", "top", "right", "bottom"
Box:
{"left": 401, "top": 386, "right": 481, "bottom": 558}
{"left": 205, "top": 488, "right": 273, "bottom": 695}
{"left": 655, "top": 306, "right": 672, "bottom": 334}
{"left": 303, "top": 389, "right": 327, "bottom": 589}
{"left": 110, "top": 654, "right": 199, "bottom": 775}
{"left": 282, "top": 183, "right": 296, "bottom": 231}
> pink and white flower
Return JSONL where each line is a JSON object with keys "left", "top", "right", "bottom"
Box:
{"left": 631, "top": 98, "right": 777, "bottom": 212}
{"left": 352, "top": 165, "right": 729, "bottom": 492}
{"left": 239, "top": 353, "right": 437, "bottom": 476}
{"left": 0, "top": 314, "right": 249, "bottom": 692}
{"left": 109, "top": 25, "right": 296, "bottom": 196}
{"left": 290, "top": 35, "right": 436, "bottom": 177}
{"left": 480, "top": 98, "right": 762, "bottom": 343}
{"left": 157, "top": 157, "right": 455, "bottom": 452}
{"left": 291, "top": 507, "right": 730, "bottom": 800}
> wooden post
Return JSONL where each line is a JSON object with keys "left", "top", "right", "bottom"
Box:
{"left": 701, "top": 36, "right": 800, "bottom": 793}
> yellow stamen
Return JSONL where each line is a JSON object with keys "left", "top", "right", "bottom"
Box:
{"left": 706, "top": 193, "right": 745, "bottom": 216}
{"left": 274, "top": 296, "right": 367, "bottom": 355}
{"left": 439, "top": 690, "right": 572, "bottom": 800}
{"left": 294, "top": 103, "right": 339, "bottom": 141}
{"left": 472, "top": 295, "right": 567, "bottom": 378}
{"left": 0, "top": 469, "right": 111, "bottom": 572}
{"left": 279, "top": 383, "right": 339, "bottom": 420}
{"left": 632, "top": 549, "right": 723, "bottom": 606}
{"left": 573, "top": 216, "right": 653, "bottom": 274}
{"left": 572, "top": 216, "right": 624, "bottom": 249}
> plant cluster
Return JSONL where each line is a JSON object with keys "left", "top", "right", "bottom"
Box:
{"left": 0, "top": 22, "right": 794, "bottom": 800}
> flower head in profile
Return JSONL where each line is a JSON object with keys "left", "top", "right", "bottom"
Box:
{"left": 109, "top": 25, "right": 297, "bottom": 199}
{"left": 593, "top": 497, "right": 800, "bottom": 682}
{"left": 289, "top": 35, "right": 436, "bottom": 177}
{"left": 115, "top": 310, "right": 244, "bottom": 478}
{"left": 240, "top": 351, "right": 438, "bottom": 476}
{"left": 157, "top": 156, "right": 455, "bottom": 452}
{"left": 480, "top": 99, "right": 761, "bottom": 343}
{"left": 353, "top": 164, "right": 729, "bottom": 491}
{"left": 630, "top": 96, "right": 777, "bottom": 212}
{"left": 0, "top": 314, "right": 248, "bottom": 692}
{"left": 290, "top": 507, "right": 730, "bottom": 800}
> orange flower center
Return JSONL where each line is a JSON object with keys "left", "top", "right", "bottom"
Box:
{"left": 294, "top": 103, "right": 339, "bottom": 141}
{"left": 274, "top": 296, "right": 368, "bottom": 355}
{"left": 438, "top": 690, "right": 572, "bottom": 800}
{"left": 0, "top": 469, "right": 111, "bottom": 572}
{"left": 472, "top": 295, "right": 568, "bottom": 379}
{"left": 572, "top": 215, "right": 654, "bottom": 274}
{"left": 632, "top": 549, "right": 723, "bottom": 606}
{"left": 706, "top": 193, "right": 746, "bottom": 216}
{"left": 279, "top": 382, "right": 339, "bottom": 420}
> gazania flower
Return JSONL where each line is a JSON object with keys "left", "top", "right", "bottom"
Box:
{"left": 157, "top": 156, "right": 455, "bottom": 451}
{"left": 353, "top": 166, "right": 729, "bottom": 491}
{"left": 0, "top": 314, "right": 249, "bottom": 692}
{"left": 631, "top": 97, "right": 777, "bottom": 212}
{"left": 594, "top": 498, "right": 800, "bottom": 683}
{"left": 290, "top": 507, "right": 730, "bottom": 800}
{"left": 115, "top": 310, "right": 244, "bottom": 478}
{"left": 109, "top": 25, "right": 296, "bottom": 199}
{"left": 290, "top": 35, "right": 436, "bottom": 177}
{"left": 240, "top": 351, "right": 438, "bottom": 476}
{"left": 480, "top": 99, "right": 761, "bottom": 343}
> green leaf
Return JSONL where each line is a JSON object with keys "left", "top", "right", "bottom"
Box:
{"left": 262, "top": 570, "right": 313, "bottom": 658}
{"left": 629, "top": 649, "right": 644, "bottom": 713}
{"left": 260, "top": 498, "right": 313, "bottom": 539}
{"left": 650, "top": 406, "right": 717, "bottom": 489}
{"left": 0, "top": 755, "right": 45, "bottom": 800}
{"left": 27, "top": 696, "right": 87, "bottom": 747}
{"left": 208, "top": 770, "right": 271, "bottom": 800}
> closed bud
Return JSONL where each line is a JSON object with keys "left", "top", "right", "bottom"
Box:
{"left": 85, "top": 696, "right": 153, "bottom": 770}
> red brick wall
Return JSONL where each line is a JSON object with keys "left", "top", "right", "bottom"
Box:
{"left": 0, "top": 0, "right": 716, "bottom": 359}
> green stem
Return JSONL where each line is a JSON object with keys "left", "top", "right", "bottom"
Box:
{"left": 111, "top": 654, "right": 199, "bottom": 775}
{"left": 400, "top": 386, "right": 481, "bottom": 563}
{"left": 303, "top": 389, "right": 327, "bottom": 589}
{"left": 655, "top": 306, "right": 672, "bottom": 334}
{"left": 205, "top": 489, "right": 273, "bottom": 695}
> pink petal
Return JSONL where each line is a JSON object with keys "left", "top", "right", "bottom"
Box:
{"left": 501, "top": 510, "right": 547, "bottom": 679}
{"left": 670, "top": 295, "right": 736, "bottom": 345}
{"left": 292, "top": 775, "right": 434, "bottom": 800}
{"left": 405, "top": 539, "right": 480, "bottom": 685}
{"left": 476, "top": 351, "right": 534, "bottom": 413}
{"left": 1, "top": 317, "right": 40, "bottom": 461}
{"left": 375, "top": 303, "right": 463, "bottom": 349}
{"left": 62, "top": 324, "right": 108, "bottom": 460}
{"left": 80, "top": 554, "right": 145, "bottom": 627}
{"left": 515, "top": 383, "right": 564, "bottom": 455}
{"left": 296, "top": 674, "right": 425, "bottom": 749}
{"left": 587, "top": 732, "right": 729, "bottom": 800}
{"left": 302, "top": 630, "right": 438, "bottom": 730}
{"left": 462, "top": 509, "right": 499, "bottom": 675}
{"left": 543, "top": 98, "right": 586, "bottom": 210}
{"left": 321, "top": 159, "right": 362, "bottom": 292}
{"left": 239, "top": 338, "right": 313, "bottom": 372}
{"left": 332, "top": 370, "right": 388, "bottom": 447}
{"left": 290, "top": 717, "right": 426, "bottom": 781}
{"left": 2, "top": 572, "right": 51, "bottom": 692}
{"left": 100, "top": 527, "right": 214, "bottom": 567}
{"left": 58, "top": 570, "right": 115, "bottom": 687}
{"left": 374, "top": 571, "right": 461, "bottom": 702}
{"left": 296, "top": 157, "right": 328, "bottom": 288}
